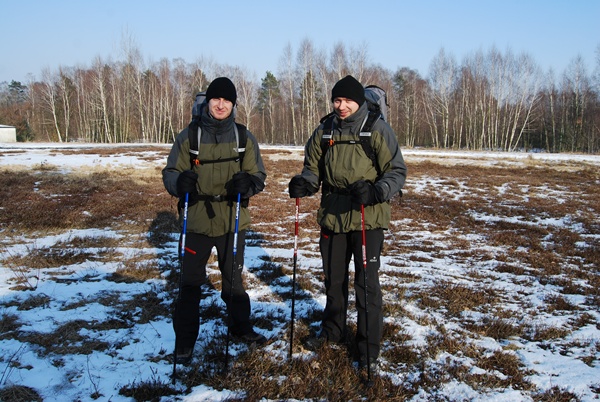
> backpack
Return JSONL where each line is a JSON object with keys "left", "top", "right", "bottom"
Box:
{"left": 320, "top": 85, "right": 389, "bottom": 176}
{"left": 187, "top": 91, "right": 247, "bottom": 169}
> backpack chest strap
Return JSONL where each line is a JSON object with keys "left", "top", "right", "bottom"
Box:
{"left": 189, "top": 123, "right": 245, "bottom": 166}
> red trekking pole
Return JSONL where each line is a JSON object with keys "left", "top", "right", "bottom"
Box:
{"left": 361, "top": 204, "right": 373, "bottom": 386}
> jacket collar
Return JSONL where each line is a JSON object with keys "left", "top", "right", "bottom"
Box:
{"left": 335, "top": 102, "right": 368, "bottom": 130}
{"left": 202, "top": 107, "right": 235, "bottom": 135}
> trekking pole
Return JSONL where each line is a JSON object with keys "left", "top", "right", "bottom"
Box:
{"left": 172, "top": 192, "right": 189, "bottom": 384}
{"left": 361, "top": 203, "right": 373, "bottom": 386}
{"left": 224, "top": 192, "right": 241, "bottom": 371}
{"left": 289, "top": 197, "right": 300, "bottom": 359}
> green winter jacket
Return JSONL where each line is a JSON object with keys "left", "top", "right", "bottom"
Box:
{"left": 162, "top": 108, "right": 266, "bottom": 237}
{"left": 300, "top": 102, "right": 407, "bottom": 233}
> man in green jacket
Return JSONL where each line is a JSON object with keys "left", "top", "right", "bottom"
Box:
{"left": 163, "top": 77, "right": 267, "bottom": 364}
{"left": 288, "top": 75, "right": 407, "bottom": 372}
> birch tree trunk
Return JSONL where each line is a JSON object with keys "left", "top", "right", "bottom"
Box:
{"left": 278, "top": 43, "right": 297, "bottom": 144}
{"left": 39, "top": 69, "right": 63, "bottom": 142}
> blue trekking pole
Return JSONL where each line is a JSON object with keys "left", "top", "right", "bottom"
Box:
{"left": 224, "top": 192, "right": 241, "bottom": 371}
{"left": 289, "top": 197, "right": 300, "bottom": 359}
{"left": 172, "top": 192, "right": 189, "bottom": 383}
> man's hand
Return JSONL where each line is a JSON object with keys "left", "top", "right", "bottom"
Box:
{"left": 349, "top": 180, "right": 382, "bottom": 205}
{"left": 288, "top": 175, "right": 312, "bottom": 198}
{"left": 176, "top": 170, "right": 198, "bottom": 197}
{"left": 228, "top": 171, "right": 252, "bottom": 195}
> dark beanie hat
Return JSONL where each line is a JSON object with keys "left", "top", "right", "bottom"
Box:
{"left": 331, "top": 75, "right": 365, "bottom": 105}
{"left": 206, "top": 77, "right": 237, "bottom": 104}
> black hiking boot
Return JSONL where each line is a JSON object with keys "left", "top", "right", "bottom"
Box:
{"left": 358, "top": 357, "right": 379, "bottom": 375}
{"left": 305, "top": 333, "right": 329, "bottom": 351}
{"left": 175, "top": 347, "right": 193, "bottom": 365}
{"left": 233, "top": 329, "right": 267, "bottom": 345}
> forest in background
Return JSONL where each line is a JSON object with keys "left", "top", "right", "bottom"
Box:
{"left": 1, "top": 39, "right": 599, "bottom": 153}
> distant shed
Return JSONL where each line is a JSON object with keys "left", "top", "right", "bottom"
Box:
{"left": 0, "top": 125, "right": 17, "bottom": 142}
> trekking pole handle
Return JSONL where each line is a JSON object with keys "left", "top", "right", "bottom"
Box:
{"left": 181, "top": 193, "right": 190, "bottom": 259}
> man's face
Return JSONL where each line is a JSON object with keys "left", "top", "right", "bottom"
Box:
{"left": 208, "top": 98, "right": 233, "bottom": 120}
{"left": 333, "top": 97, "right": 359, "bottom": 120}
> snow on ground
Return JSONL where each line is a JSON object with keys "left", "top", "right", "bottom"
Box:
{"left": 0, "top": 143, "right": 599, "bottom": 401}
{"left": 2, "top": 142, "right": 600, "bottom": 171}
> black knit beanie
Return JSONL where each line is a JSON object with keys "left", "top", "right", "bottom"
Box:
{"left": 206, "top": 77, "right": 237, "bottom": 104}
{"left": 331, "top": 75, "right": 365, "bottom": 105}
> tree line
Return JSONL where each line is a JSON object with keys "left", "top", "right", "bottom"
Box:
{"left": 1, "top": 40, "right": 599, "bottom": 153}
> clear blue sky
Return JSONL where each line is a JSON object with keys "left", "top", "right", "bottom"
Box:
{"left": 1, "top": 0, "right": 598, "bottom": 84}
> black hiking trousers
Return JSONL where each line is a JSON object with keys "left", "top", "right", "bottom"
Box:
{"left": 174, "top": 230, "right": 252, "bottom": 351}
{"left": 319, "top": 227, "right": 384, "bottom": 362}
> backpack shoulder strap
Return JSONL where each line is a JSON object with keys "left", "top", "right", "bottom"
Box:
{"left": 235, "top": 122, "right": 248, "bottom": 166}
{"left": 188, "top": 117, "right": 201, "bottom": 167}
{"left": 359, "top": 111, "right": 383, "bottom": 176}
{"left": 320, "top": 113, "right": 335, "bottom": 155}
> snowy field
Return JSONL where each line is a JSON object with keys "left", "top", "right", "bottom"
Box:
{"left": 0, "top": 143, "right": 599, "bottom": 401}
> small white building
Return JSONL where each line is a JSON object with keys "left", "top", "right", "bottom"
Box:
{"left": 0, "top": 125, "right": 17, "bottom": 142}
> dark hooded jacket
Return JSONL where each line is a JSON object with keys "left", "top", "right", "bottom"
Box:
{"left": 162, "top": 108, "right": 266, "bottom": 237}
{"left": 299, "top": 102, "right": 406, "bottom": 233}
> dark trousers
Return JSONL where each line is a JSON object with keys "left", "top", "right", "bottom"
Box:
{"left": 319, "top": 227, "right": 384, "bottom": 361}
{"left": 174, "top": 230, "right": 251, "bottom": 351}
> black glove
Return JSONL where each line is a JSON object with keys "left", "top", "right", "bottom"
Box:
{"left": 228, "top": 171, "right": 252, "bottom": 196}
{"left": 349, "top": 180, "right": 382, "bottom": 205}
{"left": 176, "top": 170, "right": 198, "bottom": 197}
{"left": 289, "top": 175, "right": 312, "bottom": 198}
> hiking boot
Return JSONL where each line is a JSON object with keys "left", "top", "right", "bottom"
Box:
{"left": 358, "top": 357, "right": 379, "bottom": 375}
{"left": 305, "top": 334, "right": 328, "bottom": 351}
{"left": 175, "top": 347, "right": 193, "bottom": 365}
{"left": 234, "top": 329, "right": 267, "bottom": 345}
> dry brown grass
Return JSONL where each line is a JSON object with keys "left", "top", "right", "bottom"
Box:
{"left": 1, "top": 147, "right": 599, "bottom": 401}
{"left": 18, "top": 320, "right": 111, "bottom": 356}
{"left": 0, "top": 312, "right": 20, "bottom": 340}
{"left": 0, "top": 167, "right": 173, "bottom": 234}
{"left": 0, "top": 385, "right": 43, "bottom": 402}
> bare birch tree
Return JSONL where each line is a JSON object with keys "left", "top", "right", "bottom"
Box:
{"left": 504, "top": 52, "right": 542, "bottom": 151}
{"left": 172, "top": 58, "right": 191, "bottom": 134}
{"left": 348, "top": 42, "right": 370, "bottom": 83}
{"left": 394, "top": 67, "right": 425, "bottom": 148}
{"left": 278, "top": 43, "right": 298, "bottom": 144}
{"left": 561, "top": 55, "right": 593, "bottom": 152}
{"left": 297, "top": 39, "right": 319, "bottom": 143}
{"left": 427, "top": 47, "right": 458, "bottom": 148}
{"left": 39, "top": 68, "right": 64, "bottom": 142}
{"left": 330, "top": 42, "right": 349, "bottom": 80}
{"left": 231, "top": 66, "right": 259, "bottom": 131}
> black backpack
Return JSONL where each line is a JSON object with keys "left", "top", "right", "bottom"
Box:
{"left": 319, "top": 85, "right": 389, "bottom": 176}
{"left": 187, "top": 91, "right": 247, "bottom": 169}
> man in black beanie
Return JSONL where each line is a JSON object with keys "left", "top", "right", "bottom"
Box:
{"left": 204, "top": 76, "right": 238, "bottom": 120}
{"left": 288, "top": 74, "right": 407, "bottom": 375}
{"left": 163, "top": 77, "right": 268, "bottom": 365}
